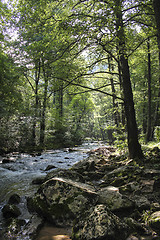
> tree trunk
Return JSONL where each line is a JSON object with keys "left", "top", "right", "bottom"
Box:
{"left": 32, "top": 60, "right": 41, "bottom": 147}
{"left": 54, "top": 81, "right": 64, "bottom": 133}
{"left": 40, "top": 61, "right": 49, "bottom": 147}
{"left": 152, "top": 0, "right": 160, "bottom": 136}
{"left": 114, "top": 0, "right": 143, "bottom": 159}
{"left": 153, "top": 0, "right": 160, "bottom": 51}
{"left": 146, "top": 38, "right": 152, "bottom": 142}
{"left": 108, "top": 56, "right": 120, "bottom": 127}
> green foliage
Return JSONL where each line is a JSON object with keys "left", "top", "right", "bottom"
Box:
{"left": 154, "top": 126, "right": 160, "bottom": 142}
{"left": 0, "top": 0, "right": 160, "bottom": 153}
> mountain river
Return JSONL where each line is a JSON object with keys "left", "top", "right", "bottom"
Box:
{"left": 0, "top": 141, "right": 105, "bottom": 238}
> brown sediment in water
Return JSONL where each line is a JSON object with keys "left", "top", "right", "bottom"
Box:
{"left": 36, "top": 224, "right": 72, "bottom": 240}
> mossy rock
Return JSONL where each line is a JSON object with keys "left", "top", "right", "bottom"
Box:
{"left": 27, "top": 177, "right": 98, "bottom": 225}
{"left": 149, "top": 211, "right": 160, "bottom": 233}
{"left": 2, "top": 204, "right": 21, "bottom": 219}
{"left": 72, "top": 204, "right": 130, "bottom": 240}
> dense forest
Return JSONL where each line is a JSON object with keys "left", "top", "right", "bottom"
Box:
{"left": 0, "top": 0, "right": 160, "bottom": 158}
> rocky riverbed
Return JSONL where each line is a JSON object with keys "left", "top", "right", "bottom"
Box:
{"left": 1, "top": 146, "right": 160, "bottom": 239}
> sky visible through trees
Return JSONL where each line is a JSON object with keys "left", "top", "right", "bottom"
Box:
{"left": 0, "top": 0, "right": 160, "bottom": 158}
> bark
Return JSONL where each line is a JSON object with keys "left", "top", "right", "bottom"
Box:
{"left": 153, "top": 0, "right": 160, "bottom": 51}
{"left": 114, "top": 0, "right": 143, "bottom": 159}
{"left": 40, "top": 61, "right": 49, "bottom": 147}
{"left": 152, "top": 0, "right": 160, "bottom": 135}
{"left": 117, "top": 56, "right": 125, "bottom": 126}
{"left": 54, "top": 81, "right": 64, "bottom": 132}
{"left": 146, "top": 38, "right": 152, "bottom": 142}
{"left": 152, "top": 51, "right": 160, "bottom": 129}
{"left": 108, "top": 56, "right": 120, "bottom": 127}
{"left": 32, "top": 60, "right": 41, "bottom": 147}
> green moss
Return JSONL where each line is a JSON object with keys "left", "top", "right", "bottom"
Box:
{"left": 28, "top": 194, "right": 75, "bottom": 221}
{"left": 50, "top": 203, "right": 72, "bottom": 217}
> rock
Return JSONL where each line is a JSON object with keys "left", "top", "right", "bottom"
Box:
{"left": 98, "top": 186, "right": 134, "bottom": 212}
{"left": 8, "top": 194, "right": 21, "bottom": 204}
{"left": 32, "top": 176, "right": 46, "bottom": 185}
{"left": 140, "top": 180, "right": 154, "bottom": 193}
{"left": 45, "top": 165, "right": 57, "bottom": 171}
{"left": 126, "top": 235, "right": 139, "bottom": 240}
{"left": 72, "top": 204, "right": 130, "bottom": 240}
{"left": 20, "top": 214, "right": 43, "bottom": 239}
{"left": 1, "top": 215, "right": 42, "bottom": 240}
{"left": 2, "top": 204, "right": 21, "bottom": 218}
{"left": 153, "top": 178, "right": 160, "bottom": 192}
{"left": 107, "top": 165, "right": 143, "bottom": 179}
{"left": 143, "top": 169, "right": 160, "bottom": 178}
{"left": 28, "top": 177, "right": 98, "bottom": 226}
{"left": 132, "top": 195, "right": 150, "bottom": 210}
{"left": 2, "top": 158, "right": 15, "bottom": 163}
{"left": 71, "top": 155, "right": 99, "bottom": 173}
{"left": 149, "top": 211, "right": 160, "bottom": 233}
{"left": 151, "top": 202, "right": 160, "bottom": 211}
{"left": 45, "top": 169, "right": 85, "bottom": 183}
{"left": 124, "top": 217, "right": 150, "bottom": 235}
{"left": 119, "top": 182, "right": 140, "bottom": 194}
{"left": 68, "top": 148, "right": 75, "bottom": 152}
{"left": 22, "top": 146, "right": 160, "bottom": 239}
{"left": 2, "top": 218, "right": 26, "bottom": 239}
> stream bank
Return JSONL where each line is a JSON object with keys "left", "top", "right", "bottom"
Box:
{"left": 27, "top": 146, "right": 160, "bottom": 239}
{"left": 1, "top": 144, "right": 160, "bottom": 239}
{"left": 0, "top": 141, "right": 105, "bottom": 239}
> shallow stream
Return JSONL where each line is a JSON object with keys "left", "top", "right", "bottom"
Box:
{"left": 0, "top": 141, "right": 105, "bottom": 237}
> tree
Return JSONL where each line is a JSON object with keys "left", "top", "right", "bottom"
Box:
{"left": 152, "top": 0, "right": 160, "bottom": 132}
{"left": 153, "top": 0, "right": 160, "bottom": 51}
{"left": 62, "top": 0, "right": 144, "bottom": 158}
{"left": 2, "top": 0, "right": 160, "bottom": 153}
{"left": 146, "top": 38, "right": 152, "bottom": 142}
{"left": 113, "top": 0, "right": 143, "bottom": 159}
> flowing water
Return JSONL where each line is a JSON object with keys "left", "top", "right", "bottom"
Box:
{"left": 0, "top": 141, "right": 105, "bottom": 237}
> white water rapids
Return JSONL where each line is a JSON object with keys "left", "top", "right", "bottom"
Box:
{"left": 0, "top": 141, "right": 106, "bottom": 234}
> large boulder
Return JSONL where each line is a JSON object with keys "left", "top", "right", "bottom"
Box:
{"left": 72, "top": 204, "right": 130, "bottom": 240}
{"left": 149, "top": 211, "right": 160, "bottom": 234}
{"left": 98, "top": 186, "right": 134, "bottom": 212}
{"left": 45, "top": 169, "right": 85, "bottom": 183}
{"left": 27, "top": 177, "right": 98, "bottom": 226}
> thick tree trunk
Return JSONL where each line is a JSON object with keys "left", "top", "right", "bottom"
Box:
{"left": 108, "top": 56, "right": 120, "bottom": 127}
{"left": 114, "top": 0, "right": 143, "bottom": 159}
{"left": 117, "top": 57, "right": 126, "bottom": 126}
{"left": 152, "top": 0, "right": 160, "bottom": 135}
{"left": 146, "top": 38, "right": 152, "bottom": 142}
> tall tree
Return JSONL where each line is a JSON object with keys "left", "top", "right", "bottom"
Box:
{"left": 113, "top": 0, "right": 143, "bottom": 159}
{"left": 146, "top": 38, "right": 152, "bottom": 142}
{"left": 152, "top": 0, "right": 160, "bottom": 131}
{"left": 65, "top": 0, "right": 144, "bottom": 158}
{"left": 153, "top": 0, "right": 160, "bottom": 51}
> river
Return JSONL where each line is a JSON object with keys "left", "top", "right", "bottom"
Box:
{"left": 0, "top": 141, "right": 105, "bottom": 237}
